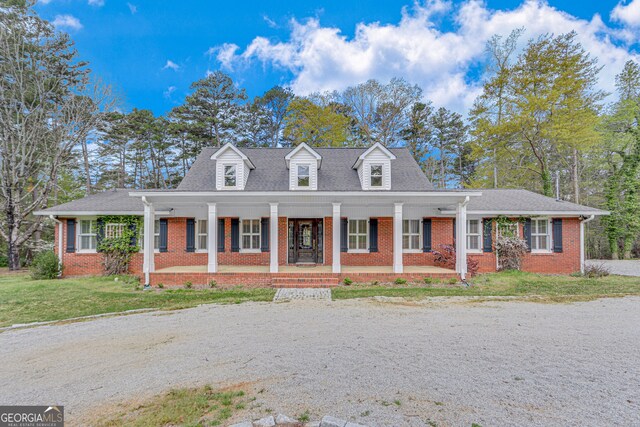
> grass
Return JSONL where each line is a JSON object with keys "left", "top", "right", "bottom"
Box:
{"left": 94, "top": 385, "right": 248, "bottom": 427}
{"left": 332, "top": 270, "right": 640, "bottom": 302}
{"left": 0, "top": 274, "right": 275, "bottom": 327}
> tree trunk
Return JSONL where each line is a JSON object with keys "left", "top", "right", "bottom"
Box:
{"left": 493, "top": 147, "right": 498, "bottom": 188}
{"left": 6, "top": 197, "right": 20, "bottom": 270}
{"left": 81, "top": 139, "right": 92, "bottom": 195}
{"left": 623, "top": 236, "right": 633, "bottom": 259}
{"left": 572, "top": 147, "right": 580, "bottom": 204}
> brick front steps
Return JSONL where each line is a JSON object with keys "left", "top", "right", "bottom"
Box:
{"left": 149, "top": 271, "right": 459, "bottom": 288}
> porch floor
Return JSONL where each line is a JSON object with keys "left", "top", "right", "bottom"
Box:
{"left": 154, "top": 265, "right": 456, "bottom": 274}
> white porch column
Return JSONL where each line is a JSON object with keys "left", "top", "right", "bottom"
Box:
{"left": 580, "top": 215, "right": 595, "bottom": 274}
{"left": 455, "top": 198, "right": 469, "bottom": 280}
{"left": 143, "top": 200, "right": 155, "bottom": 284}
{"left": 270, "top": 203, "right": 279, "bottom": 273}
{"left": 393, "top": 202, "right": 403, "bottom": 274}
{"left": 207, "top": 203, "right": 217, "bottom": 273}
{"left": 332, "top": 202, "right": 341, "bottom": 273}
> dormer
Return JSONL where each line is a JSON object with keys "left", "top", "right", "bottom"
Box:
{"left": 352, "top": 142, "right": 396, "bottom": 190}
{"left": 285, "top": 143, "right": 322, "bottom": 191}
{"left": 211, "top": 143, "right": 255, "bottom": 191}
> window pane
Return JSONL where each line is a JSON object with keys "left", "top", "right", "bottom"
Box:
{"left": 349, "top": 235, "right": 357, "bottom": 249}
{"left": 371, "top": 176, "right": 382, "bottom": 187}
{"left": 358, "top": 235, "right": 366, "bottom": 249}
{"left": 410, "top": 235, "right": 419, "bottom": 249}
{"left": 358, "top": 220, "right": 367, "bottom": 234}
{"left": 371, "top": 165, "right": 382, "bottom": 176}
{"left": 297, "top": 164, "right": 309, "bottom": 176}
{"left": 537, "top": 220, "right": 547, "bottom": 234}
{"left": 81, "top": 236, "right": 91, "bottom": 250}
{"left": 242, "top": 221, "right": 250, "bottom": 234}
{"left": 468, "top": 235, "right": 479, "bottom": 250}
{"left": 468, "top": 220, "right": 479, "bottom": 234}
{"left": 402, "top": 235, "right": 409, "bottom": 249}
{"left": 403, "top": 220, "right": 408, "bottom": 233}
{"left": 298, "top": 176, "right": 310, "bottom": 187}
{"left": 81, "top": 220, "right": 91, "bottom": 234}
{"left": 199, "top": 220, "right": 207, "bottom": 233}
{"left": 154, "top": 220, "right": 160, "bottom": 233}
{"left": 154, "top": 235, "right": 160, "bottom": 249}
{"left": 251, "top": 220, "right": 259, "bottom": 234}
{"left": 539, "top": 236, "right": 548, "bottom": 250}
{"left": 252, "top": 235, "right": 260, "bottom": 249}
{"left": 349, "top": 220, "right": 357, "bottom": 233}
{"left": 242, "top": 235, "right": 251, "bottom": 249}
{"left": 409, "top": 220, "right": 419, "bottom": 234}
{"left": 199, "top": 236, "right": 207, "bottom": 250}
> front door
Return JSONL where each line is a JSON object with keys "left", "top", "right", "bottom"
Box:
{"left": 288, "top": 219, "right": 323, "bottom": 264}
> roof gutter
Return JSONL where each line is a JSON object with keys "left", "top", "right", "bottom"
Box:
{"left": 128, "top": 190, "right": 483, "bottom": 198}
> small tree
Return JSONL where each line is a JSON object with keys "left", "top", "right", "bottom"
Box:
{"left": 431, "top": 244, "right": 479, "bottom": 276}
{"left": 495, "top": 236, "right": 528, "bottom": 271}
{"left": 97, "top": 216, "right": 141, "bottom": 275}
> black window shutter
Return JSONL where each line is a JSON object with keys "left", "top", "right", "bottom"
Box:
{"left": 129, "top": 222, "right": 137, "bottom": 247}
{"left": 261, "top": 217, "right": 270, "bottom": 252}
{"left": 96, "top": 218, "right": 104, "bottom": 252}
{"left": 159, "top": 218, "right": 168, "bottom": 252}
{"left": 66, "top": 219, "right": 76, "bottom": 253}
{"left": 524, "top": 218, "right": 532, "bottom": 252}
{"left": 186, "top": 218, "right": 195, "bottom": 252}
{"left": 422, "top": 218, "right": 432, "bottom": 252}
{"left": 369, "top": 218, "right": 378, "bottom": 252}
{"left": 483, "top": 219, "right": 493, "bottom": 253}
{"left": 340, "top": 218, "right": 348, "bottom": 252}
{"left": 553, "top": 218, "right": 563, "bottom": 253}
{"left": 231, "top": 218, "right": 240, "bottom": 252}
{"left": 217, "top": 218, "right": 225, "bottom": 252}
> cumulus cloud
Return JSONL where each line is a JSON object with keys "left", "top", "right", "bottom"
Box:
{"left": 88, "top": 0, "right": 105, "bottom": 6}
{"left": 214, "top": 0, "right": 639, "bottom": 113}
{"left": 611, "top": 0, "right": 640, "bottom": 27}
{"left": 52, "top": 14, "right": 83, "bottom": 31}
{"left": 162, "top": 60, "right": 180, "bottom": 71}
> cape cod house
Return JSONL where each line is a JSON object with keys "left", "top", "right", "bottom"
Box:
{"left": 35, "top": 142, "right": 607, "bottom": 287}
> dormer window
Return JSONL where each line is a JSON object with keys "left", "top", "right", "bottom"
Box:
{"left": 297, "top": 164, "right": 310, "bottom": 187}
{"left": 224, "top": 165, "right": 236, "bottom": 187}
{"left": 370, "top": 164, "right": 383, "bottom": 187}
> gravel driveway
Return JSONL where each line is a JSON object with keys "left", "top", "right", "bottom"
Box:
{"left": 586, "top": 259, "right": 640, "bottom": 276}
{"left": 1, "top": 297, "right": 639, "bottom": 426}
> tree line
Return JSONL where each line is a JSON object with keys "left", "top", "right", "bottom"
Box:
{"left": 1, "top": 1, "right": 639, "bottom": 269}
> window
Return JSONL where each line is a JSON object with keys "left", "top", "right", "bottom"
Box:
{"left": 223, "top": 164, "right": 237, "bottom": 187}
{"left": 297, "top": 164, "right": 310, "bottom": 187}
{"left": 370, "top": 164, "right": 383, "bottom": 187}
{"left": 104, "top": 223, "right": 125, "bottom": 239}
{"left": 139, "top": 219, "right": 160, "bottom": 251}
{"left": 241, "top": 219, "right": 261, "bottom": 250}
{"left": 467, "top": 219, "right": 481, "bottom": 251}
{"left": 348, "top": 219, "right": 368, "bottom": 251}
{"left": 402, "top": 219, "right": 420, "bottom": 250}
{"left": 78, "top": 219, "right": 97, "bottom": 251}
{"left": 531, "top": 218, "right": 551, "bottom": 252}
{"left": 197, "top": 220, "right": 208, "bottom": 250}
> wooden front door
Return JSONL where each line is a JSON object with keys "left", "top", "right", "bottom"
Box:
{"left": 288, "top": 219, "right": 323, "bottom": 264}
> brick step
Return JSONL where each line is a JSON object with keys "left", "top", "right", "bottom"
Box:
{"left": 271, "top": 277, "right": 340, "bottom": 288}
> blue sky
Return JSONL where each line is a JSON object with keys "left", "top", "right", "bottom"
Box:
{"left": 36, "top": 0, "right": 640, "bottom": 115}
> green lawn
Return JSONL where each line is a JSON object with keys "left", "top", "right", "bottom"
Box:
{"left": 0, "top": 274, "right": 275, "bottom": 327}
{"left": 333, "top": 271, "right": 640, "bottom": 301}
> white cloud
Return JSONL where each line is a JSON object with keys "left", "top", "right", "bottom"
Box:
{"left": 163, "top": 86, "right": 177, "bottom": 98}
{"left": 52, "top": 14, "right": 83, "bottom": 31}
{"left": 612, "top": 0, "right": 640, "bottom": 27}
{"left": 38, "top": 0, "right": 54, "bottom": 4}
{"left": 215, "top": 0, "right": 640, "bottom": 113}
{"left": 88, "top": 0, "right": 105, "bottom": 6}
{"left": 162, "top": 60, "right": 180, "bottom": 71}
{"left": 263, "top": 14, "right": 278, "bottom": 29}
{"left": 127, "top": 2, "right": 137, "bottom": 14}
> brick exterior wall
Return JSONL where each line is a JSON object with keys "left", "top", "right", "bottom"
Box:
{"left": 56, "top": 214, "right": 583, "bottom": 279}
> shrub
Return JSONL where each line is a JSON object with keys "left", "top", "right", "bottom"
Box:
{"left": 184, "top": 281, "right": 193, "bottom": 289}
{"left": 30, "top": 250, "right": 61, "bottom": 279}
{"left": 394, "top": 277, "right": 407, "bottom": 285}
{"left": 583, "top": 263, "right": 610, "bottom": 278}
{"left": 432, "top": 244, "right": 479, "bottom": 276}
{"left": 209, "top": 279, "right": 217, "bottom": 288}
{"left": 157, "top": 283, "right": 164, "bottom": 289}
{"left": 423, "top": 277, "right": 433, "bottom": 285}
{"left": 0, "top": 255, "right": 8, "bottom": 268}
{"left": 343, "top": 277, "right": 353, "bottom": 286}
{"left": 448, "top": 278, "right": 458, "bottom": 285}
{"left": 370, "top": 280, "right": 379, "bottom": 286}
{"left": 495, "top": 236, "right": 528, "bottom": 271}
{"left": 97, "top": 216, "right": 142, "bottom": 276}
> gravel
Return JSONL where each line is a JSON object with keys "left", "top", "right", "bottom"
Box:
{"left": 1, "top": 297, "right": 639, "bottom": 426}
{"left": 586, "top": 259, "right": 640, "bottom": 276}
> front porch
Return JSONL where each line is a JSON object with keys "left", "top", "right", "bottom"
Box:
{"left": 150, "top": 264, "right": 458, "bottom": 287}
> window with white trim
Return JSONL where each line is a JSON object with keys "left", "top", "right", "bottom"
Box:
{"left": 531, "top": 218, "right": 551, "bottom": 252}
{"left": 402, "top": 219, "right": 420, "bottom": 250}
{"left": 78, "top": 219, "right": 97, "bottom": 251}
{"left": 467, "top": 219, "right": 481, "bottom": 251}
{"left": 498, "top": 221, "right": 519, "bottom": 238}
{"left": 297, "top": 164, "right": 310, "bottom": 187}
{"left": 138, "top": 219, "right": 160, "bottom": 251}
{"left": 370, "top": 164, "right": 383, "bottom": 187}
{"left": 223, "top": 164, "right": 237, "bottom": 187}
{"left": 348, "top": 219, "right": 368, "bottom": 250}
{"left": 197, "top": 220, "right": 207, "bottom": 250}
{"left": 241, "top": 219, "right": 261, "bottom": 250}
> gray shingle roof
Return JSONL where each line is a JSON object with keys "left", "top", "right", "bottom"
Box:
{"left": 177, "top": 147, "right": 434, "bottom": 191}
{"left": 35, "top": 189, "right": 144, "bottom": 215}
{"left": 445, "top": 189, "right": 605, "bottom": 214}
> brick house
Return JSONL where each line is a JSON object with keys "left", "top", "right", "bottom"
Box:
{"left": 35, "top": 142, "right": 607, "bottom": 287}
